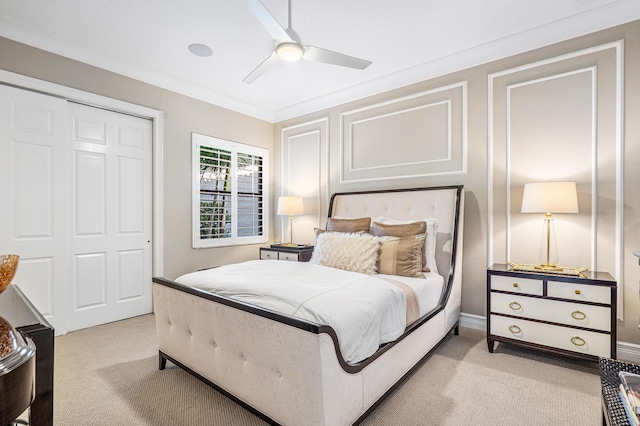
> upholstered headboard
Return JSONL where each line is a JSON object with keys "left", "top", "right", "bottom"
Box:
{"left": 327, "top": 186, "right": 463, "bottom": 280}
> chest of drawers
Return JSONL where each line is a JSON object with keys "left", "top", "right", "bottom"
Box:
{"left": 487, "top": 263, "right": 617, "bottom": 360}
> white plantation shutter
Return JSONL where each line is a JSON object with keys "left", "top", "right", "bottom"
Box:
{"left": 193, "top": 133, "right": 269, "bottom": 248}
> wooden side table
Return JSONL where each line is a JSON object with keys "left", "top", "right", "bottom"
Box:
{"left": 0, "top": 285, "right": 54, "bottom": 426}
{"left": 260, "top": 245, "right": 314, "bottom": 262}
{"left": 487, "top": 263, "right": 617, "bottom": 361}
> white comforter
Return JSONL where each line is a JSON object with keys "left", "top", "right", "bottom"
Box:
{"left": 176, "top": 260, "right": 408, "bottom": 364}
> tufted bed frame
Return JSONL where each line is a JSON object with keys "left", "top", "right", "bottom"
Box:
{"left": 152, "top": 185, "right": 464, "bottom": 425}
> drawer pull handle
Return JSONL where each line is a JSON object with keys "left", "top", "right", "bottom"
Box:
{"left": 570, "top": 336, "right": 586, "bottom": 347}
{"left": 512, "top": 283, "right": 519, "bottom": 288}
{"left": 575, "top": 289, "right": 581, "bottom": 295}
{"left": 508, "top": 325, "right": 522, "bottom": 334}
{"left": 509, "top": 301, "right": 522, "bottom": 311}
{"left": 571, "top": 311, "right": 587, "bottom": 321}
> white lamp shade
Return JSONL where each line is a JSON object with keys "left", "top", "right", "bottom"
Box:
{"left": 277, "top": 196, "right": 304, "bottom": 216}
{"left": 521, "top": 182, "right": 579, "bottom": 214}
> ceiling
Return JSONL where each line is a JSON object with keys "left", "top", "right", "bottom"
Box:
{"left": 0, "top": 0, "right": 638, "bottom": 122}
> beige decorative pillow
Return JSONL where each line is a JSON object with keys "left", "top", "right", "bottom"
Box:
{"left": 326, "top": 217, "right": 371, "bottom": 233}
{"left": 375, "top": 217, "right": 438, "bottom": 274}
{"left": 310, "top": 231, "right": 380, "bottom": 275}
{"left": 377, "top": 234, "right": 426, "bottom": 278}
{"left": 371, "top": 221, "right": 429, "bottom": 272}
{"left": 370, "top": 221, "right": 426, "bottom": 237}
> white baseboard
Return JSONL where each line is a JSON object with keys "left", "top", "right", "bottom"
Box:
{"left": 617, "top": 341, "right": 640, "bottom": 364}
{"left": 459, "top": 312, "right": 640, "bottom": 363}
{"left": 460, "top": 312, "right": 486, "bottom": 331}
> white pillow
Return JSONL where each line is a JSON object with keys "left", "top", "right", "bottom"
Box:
{"left": 310, "top": 231, "right": 380, "bottom": 275}
{"left": 375, "top": 216, "right": 438, "bottom": 274}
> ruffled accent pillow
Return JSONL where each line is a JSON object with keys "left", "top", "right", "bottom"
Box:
{"left": 310, "top": 231, "right": 379, "bottom": 275}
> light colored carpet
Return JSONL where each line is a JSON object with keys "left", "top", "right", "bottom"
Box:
{"left": 53, "top": 314, "right": 601, "bottom": 425}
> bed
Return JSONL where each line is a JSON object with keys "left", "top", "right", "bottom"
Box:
{"left": 152, "top": 185, "right": 464, "bottom": 425}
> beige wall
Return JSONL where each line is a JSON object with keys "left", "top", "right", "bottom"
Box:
{"left": 2, "top": 19, "right": 639, "bottom": 344}
{"left": 275, "top": 20, "right": 640, "bottom": 344}
{"left": 0, "top": 37, "right": 274, "bottom": 280}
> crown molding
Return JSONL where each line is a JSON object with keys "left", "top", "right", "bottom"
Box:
{"left": 1, "top": 0, "right": 638, "bottom": 124}
{"left": 272, "top": 0, "right": 640, "bottom": 122}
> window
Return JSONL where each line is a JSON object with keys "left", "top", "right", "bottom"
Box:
{"left": 192, "top": 133, "right": 268, "bottom": 248}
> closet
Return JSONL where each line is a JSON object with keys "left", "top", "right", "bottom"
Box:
{"left": 0, "top": 84, "right": 153, "bottom": 334}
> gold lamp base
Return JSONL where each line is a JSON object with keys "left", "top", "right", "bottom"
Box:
{"left": 278, "top": 242, "right": 299, "bottom": 247}
{"left": 533, "top": 264, "right": 563, "bottom": 272}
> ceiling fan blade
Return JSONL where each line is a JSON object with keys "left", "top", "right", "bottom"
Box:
{"left": 245, "top": 0, "right": 291, "bottom": 42}
{"left": 303, "top": 45, "right": 372, "bottom": 70}
{"left": 242, "top": 51, "right": 280, "bottom": 84}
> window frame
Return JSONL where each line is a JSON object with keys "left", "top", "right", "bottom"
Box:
{"left": 192, "top": 133, "right": 269, "bottom": 248}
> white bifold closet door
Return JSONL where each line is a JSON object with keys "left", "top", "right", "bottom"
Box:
{"left": 0, "top": 85, "right": 153, "bottom": 334}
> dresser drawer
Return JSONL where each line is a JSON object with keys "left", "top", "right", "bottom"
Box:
{"left": 547, "top": 281, "right": 611, "bottom": 304}
{"left": 490, "top": 315, "right": 610, "bottom": 358}
{"left": 490, "top": 275, "right": 542, "bottom": 296}
{"left": 490, "top": 292, "right": 611, "bottom": 332}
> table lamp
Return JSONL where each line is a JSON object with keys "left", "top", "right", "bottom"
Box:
{"left": 521, "top": 181, "right": 578, "bottom": 271}
{"left": 277, "top": 196, "right": 304, "bottom": 246}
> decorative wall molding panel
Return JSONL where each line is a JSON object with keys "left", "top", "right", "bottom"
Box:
{"left": 340, "top": 81, "right": 467, "bottom": 183}
{"left": 488, "top": 40, "right": 624, "bottom": 317}
{"left": 280, "top": 117, "right": 329, "bottom": 245}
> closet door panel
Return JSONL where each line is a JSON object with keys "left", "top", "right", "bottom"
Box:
{"left": 0, "top": 85, "right": 70, "bottom": 333}
{"left": 69, "top": 103, "right": 152, "bottom": 331}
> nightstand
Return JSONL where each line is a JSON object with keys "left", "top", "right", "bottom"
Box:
{"left": 260, "top": 245, "right": 314, "bottom": 262}
{"left": 487, "top": 263, "right": 617, "bottom": 361}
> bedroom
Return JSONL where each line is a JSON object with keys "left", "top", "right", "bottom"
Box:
{"left": 0, "top": 0, "right": 639, "bottom": 424}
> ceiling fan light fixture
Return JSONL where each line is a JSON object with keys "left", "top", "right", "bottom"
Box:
{"left": 276, "top": 43, "right": 303, "bottom": 62}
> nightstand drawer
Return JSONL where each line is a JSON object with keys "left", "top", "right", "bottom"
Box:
{"left": 490, "top": 275, "right": 542, "bottom": 296}
{"left": 547, "top": 281, "right": 611, "bottom": 304}
{"left": 260, "top": 250, "right": 279, "bottom": 260}
{"left": 490, "top": 315, "right": 610, "bottom": 358}
{"left": 490, "top": 292, "right": 611, "bottom": 332}
{"left": 279, "top": 252, "right": 300, "bottom": 261}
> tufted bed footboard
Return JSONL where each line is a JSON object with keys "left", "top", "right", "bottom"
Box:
{"left": 153, "top": 185, "right": 464, "bottom": 425}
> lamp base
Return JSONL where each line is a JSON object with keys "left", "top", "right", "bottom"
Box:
{"left": 533, "top": 264, "right": 563, "bottom": 272}
{"left": 276, "top": 242, "right": 299, "bottom": 247}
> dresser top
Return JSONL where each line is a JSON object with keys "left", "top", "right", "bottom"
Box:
{"left": 489, "top": 263, "right": 616, "bottom": 285}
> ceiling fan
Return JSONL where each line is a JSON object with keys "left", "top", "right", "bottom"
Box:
{"left": 243, "top": 0, "right": 373, "bottom": 84}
